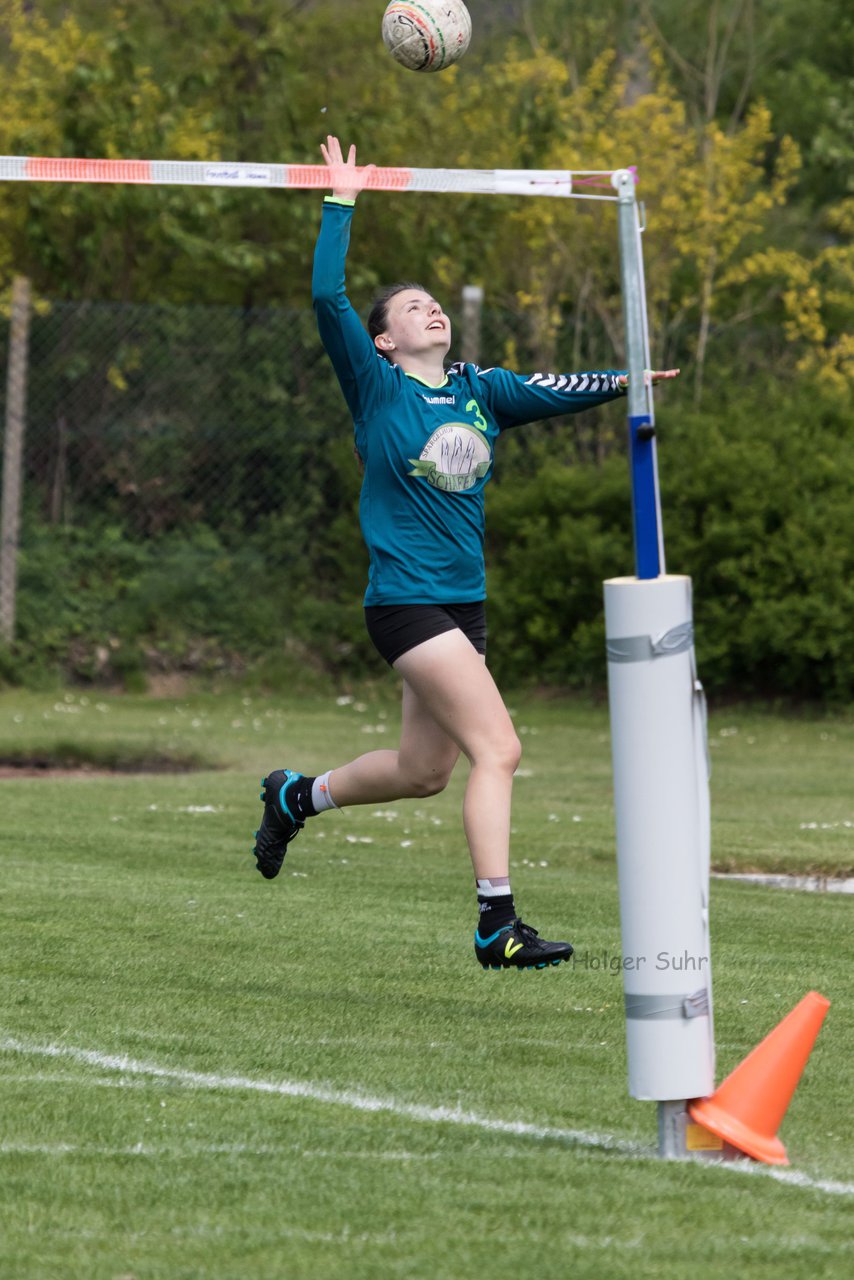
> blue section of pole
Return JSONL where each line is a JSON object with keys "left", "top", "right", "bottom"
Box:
{"left": 629, "top": 414, "right": 661, "bottom": 579}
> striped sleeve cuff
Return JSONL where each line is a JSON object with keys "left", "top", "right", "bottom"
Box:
{"left": 323, "top": 196, "right": 356, "bottom": 207}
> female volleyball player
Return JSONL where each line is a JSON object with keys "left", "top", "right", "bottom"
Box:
{"left": 253, "top": 137, "right": 680, "bottom": 971}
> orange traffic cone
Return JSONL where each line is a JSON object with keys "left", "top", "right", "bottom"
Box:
{"left": 688, "top": 991, "right": 830, "bottom": 1165}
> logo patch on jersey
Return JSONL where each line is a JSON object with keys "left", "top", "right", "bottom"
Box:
{"left": 409, "top": 423, "right": 492, "bottom": 493}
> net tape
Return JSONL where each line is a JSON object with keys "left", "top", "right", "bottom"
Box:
{"left": 0, "top": 156, "right": 634, "bottom": 200}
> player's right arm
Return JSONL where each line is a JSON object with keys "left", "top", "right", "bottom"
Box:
{"left": 312, "top": 137, "right": 392, "bottom": 421}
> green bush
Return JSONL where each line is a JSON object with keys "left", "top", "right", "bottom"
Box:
{"left": 484, "top": 379, "right": 854, "bottom": 701}
{"left": 5, "top": 380, "right": 852, "bottom": 702}
{"left": 484, "top": 437, "right": 631, "bottom": 690}
{"left": 662, "top": 379, "right": 854, "bottom": 700}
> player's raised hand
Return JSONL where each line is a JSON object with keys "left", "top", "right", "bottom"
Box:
{"left": 320, "top": 136, "right": 376, "bottom": 202}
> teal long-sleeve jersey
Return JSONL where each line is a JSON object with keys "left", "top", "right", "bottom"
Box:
{"left": 312, "top": 199, "right": 626, "bottom": 606}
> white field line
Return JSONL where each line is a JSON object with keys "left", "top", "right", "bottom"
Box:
{"left": 0, "top": 1141, "right": 271, "bottom": 1156}
{"left": 2, "top": 1034, "right": 852, "bottom": 1198}
{"left": 0, "top": 1033, "right": 636, "bottom": 1155}
{"left": 0, "top": 1140, "right": 437, "bottom": 1161}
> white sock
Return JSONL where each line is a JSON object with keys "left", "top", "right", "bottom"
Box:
{"left": 311, "top": 771, "right": 339, "bottom": 813}
{"left": 475, "top": 877, "right": 511, "bottom": 897}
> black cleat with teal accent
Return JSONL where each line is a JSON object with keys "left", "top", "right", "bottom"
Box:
{"left": 474, "top": 919, "right": 574, "bottom": 971}
{"left": 253, "top": 769, "right": 304, "bottom": 879}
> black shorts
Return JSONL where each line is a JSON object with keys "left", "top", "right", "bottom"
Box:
{"left": 364, "top": 602, "right": 487, "bottom": 666}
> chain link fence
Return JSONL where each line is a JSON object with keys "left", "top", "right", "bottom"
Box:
{"left": 2, "top": 286, "right": 611, "bottom": 534}
{"left": 0, "top": 292, "right": 366, "bottom": 678}
{"left": 0, "top": 286, "right": 630, "bottom": 686}
{"left": 6, "top": 296, "right": 350, "bottom": 538}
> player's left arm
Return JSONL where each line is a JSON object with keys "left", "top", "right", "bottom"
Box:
{"left": 471, "top": 366, "right": 679, "bottom": 428}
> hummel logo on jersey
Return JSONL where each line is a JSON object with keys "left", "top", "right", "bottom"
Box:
{"left": 423, "top": 395, "right": 455, "bottom": 404}
{"left": 504, "top": 937, "right": 524, "bottom": 959}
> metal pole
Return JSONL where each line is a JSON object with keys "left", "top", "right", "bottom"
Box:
{"left": 1, "top": 275, "right": 32, "bottom": 645}
{"left": 614, "top": 172, "right": 685, "bottom": 1152}
{"left": 609, "top": 174, "right": 720, "bottom": 1159}
{"left": 612, "top": 169, "right": 664, "bottom": 580}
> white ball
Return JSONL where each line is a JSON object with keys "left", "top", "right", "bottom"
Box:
{"left": 381, "top": 1, "right": 472, "bottom": 73}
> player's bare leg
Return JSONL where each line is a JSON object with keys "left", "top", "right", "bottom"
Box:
{"left": 252, "top": 629, "right": 572, "bottom": 969}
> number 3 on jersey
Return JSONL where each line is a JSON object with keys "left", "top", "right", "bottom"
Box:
{"left": 466, "top": 399, "right": 488, "bottom": 433}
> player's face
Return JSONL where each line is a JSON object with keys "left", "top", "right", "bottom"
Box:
{"left": 376, "top": 290, "right": 452, "bottom": 359}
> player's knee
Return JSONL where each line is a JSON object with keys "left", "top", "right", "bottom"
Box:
{"left": 506, "top": 732, "right": 523, "bottom": 775}
{"left": 401, "top": 760, "right": 454, "bottom": 798}
{"left": 490, "top": 731, "right": 522, "bottom": 777}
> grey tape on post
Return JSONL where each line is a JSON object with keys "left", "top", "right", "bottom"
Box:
{"left": 606, "top": 620, "right": 694, "bottom": 664}
{"left": 625, "top": 988, "right": 710, "bottom": 1020}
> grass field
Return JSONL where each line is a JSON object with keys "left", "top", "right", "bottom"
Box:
{"left": 1, "top": 685, "right": 852, "bottom": 1279}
